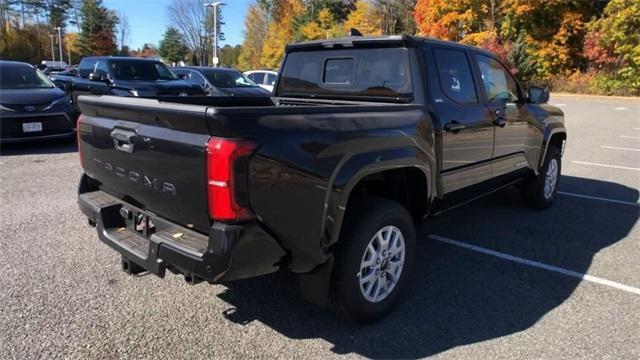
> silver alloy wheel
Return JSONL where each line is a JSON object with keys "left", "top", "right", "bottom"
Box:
{"left": 357, "top": 225, "right": 406, "bottom": 303}
{"left": 544, "top": 158, "right": 559, "bottom": 199}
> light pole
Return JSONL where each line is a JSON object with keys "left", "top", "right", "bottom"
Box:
{"left": 204, "top": 2, "right": 225, "bottom": 67}
{"left": 49, "top": 34, "right": 56, "bottom": 62}
{"left": 67, "top": 35, "right": 72, "bottom": 65}
{"left": 54, "top": 26, "right": 63, "bottom": 66}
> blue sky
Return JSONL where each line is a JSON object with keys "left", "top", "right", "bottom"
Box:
{"left": 104, "top": 0, "right": 251, "bottom": 50}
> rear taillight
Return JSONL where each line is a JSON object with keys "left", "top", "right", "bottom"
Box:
{"left": 206, "top": 137, "right": 257, "bottom": 222}
{"left": 77, "top": 115, "right": 83, "bottom": 167}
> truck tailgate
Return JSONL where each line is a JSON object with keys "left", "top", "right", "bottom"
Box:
{"left": 78, "top": 96, "right": 212, "bottom": 232}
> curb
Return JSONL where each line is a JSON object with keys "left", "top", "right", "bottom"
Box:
{"left": 550, "top": 92, "right": 640, "bottom": 102}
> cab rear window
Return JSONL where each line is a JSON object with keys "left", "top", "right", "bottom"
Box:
{"left": 278, "top": 48, "right": 413, "bottom": 102}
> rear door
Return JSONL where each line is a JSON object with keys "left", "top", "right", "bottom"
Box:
{"left": 430, "top": 47, "right": 495, "bottom": 193}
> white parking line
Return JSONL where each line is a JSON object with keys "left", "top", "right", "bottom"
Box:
{"left": 601, "top": 146, "right": 640, "bottom": 152}
{"left": 620, "top": 135, "right": 640, "bottom": 139}
{"left": 614, "top": 107, "right": 629, "bottom": 110}
{"left": 572, "top": 160, "right": 640, "bottom": 171}
{"left": 430, "top": 235, "right": 640, "bottom": 296}
{"left": 558, "top": 191, "right": 639, "bottom": 207}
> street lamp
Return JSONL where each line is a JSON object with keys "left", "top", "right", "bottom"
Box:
{"left": 54, "top": 27, "right": 63, "bottom": 66}
{"left": 204, "top": 2, "right": 226, "bottom": 67}
{"left": 49, "top": 34, "right": 56, "bottom": 63}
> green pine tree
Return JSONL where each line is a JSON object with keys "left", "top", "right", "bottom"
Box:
{"left": 78, "top": 0, "right": 118, "bottom": 56}
{"left": 158, "top": 27, "right": 189, "bottom": 64}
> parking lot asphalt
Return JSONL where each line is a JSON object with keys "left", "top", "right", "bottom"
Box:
{"left": 1, "top": 94, "right": 639, "bottom": 359}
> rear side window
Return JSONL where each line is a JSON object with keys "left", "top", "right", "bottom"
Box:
{"left": 247, "top": 72, "right": 264, "bottom": 83}
{"left": 278, "top": 48, "right": 413, "bottom": 102}
{"left": 78, "top": 59, "right": 97, "bottom": 78}
{"left": 266, "top": 73, "right": 277, "bottom": 85}
{"left": 433, "top": 48, "right": 478, "bottom": 104}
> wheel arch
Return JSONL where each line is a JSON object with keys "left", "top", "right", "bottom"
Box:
{"left": 324, "top": 147, "right": 434, "bottom": 251}
{"left": 538, "top": 127, "right": 567, "bottom": 171}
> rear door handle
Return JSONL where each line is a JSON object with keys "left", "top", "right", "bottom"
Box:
{"left": 110, "top": 128, "right": 137, "bottom": 153}
{"left": 444, "top": 122, "right": 466, "bottom": 132}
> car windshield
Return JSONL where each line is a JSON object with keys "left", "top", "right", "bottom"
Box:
{"left": 0, "top": 64, "right": 54, "bottom": 89}
{"left": 110, "top": 60, "right": 178, "bottom": 81}
{"left": 203, "top": 70, "right": 257, "bottom": 88}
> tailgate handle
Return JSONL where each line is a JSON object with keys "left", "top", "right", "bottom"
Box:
{"left": 110, "top": 129, "right": 136, "bottom": 153}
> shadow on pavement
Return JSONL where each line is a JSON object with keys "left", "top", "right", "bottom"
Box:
{"left": 216, "top": 175, "right": 638, "bottom": 358}
{"left": 0, "top": 139, "right": 77, "bottom": 156}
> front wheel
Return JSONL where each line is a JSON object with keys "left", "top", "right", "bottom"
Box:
{"left": 330, "top": 198, "right": 415, "bottom": 324}
{"left": 523, "top": 146, "right": 561, "bottom": 209}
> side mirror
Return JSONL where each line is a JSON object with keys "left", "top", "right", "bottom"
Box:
{"left": 89, "top": 72, "right": 111, "bottom": 84}
{"left": 527, "top": 85, "right": 550, "bottom": 104}
{"left": 178, "top": 73, "right": 187, "bottom": 80}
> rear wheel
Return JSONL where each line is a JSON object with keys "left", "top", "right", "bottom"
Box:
{"left": 330, "top": 198, "right": 415, "bottom": 324}
{"left": 523, "top": 146, "right": 561, "bottom": 209}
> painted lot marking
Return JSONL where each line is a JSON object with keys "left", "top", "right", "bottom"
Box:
{"left": 601, "top": 145, "right": 640, "bottom": 152}
{"left": 614, "top": 107, "right": 629, "bottom": 110}
{"left": 558, "top": 191, "right": 639, "bottom": 207}
{"left": 620, "top": 135, "right": 640, "bottom": 139}
{"left": 572, "top": 160, "right": 640, "bottom": 171}
{"left": 634, "top": 127, "right": 640, "bottom": 130}
{"left": 430, "top": 235, "right": 640, "bottom": 296}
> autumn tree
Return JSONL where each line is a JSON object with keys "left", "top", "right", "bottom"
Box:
{"left": 584, "top": 0, "right": 640, "bottom": 93}
{"left": 237, "top": 3, "right": 267, "bottom": 70}
{"left": 159, "top": 27, "right": 188, "bottom": 63}
{"left": 260, "top": 0, "right": 303, "bottom": 69}
{"left": 299, "top": 8, "right": 341, "bottom": 40}
{"left": 344, "top": 0, "right": 381, "bottom": 36}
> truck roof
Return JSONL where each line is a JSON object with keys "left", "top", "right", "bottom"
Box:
{"left": 286, "top": 34, "right": 497, "bottom": 58}
{"left": 80, "top": 56, "right": 163, "bottom": 63}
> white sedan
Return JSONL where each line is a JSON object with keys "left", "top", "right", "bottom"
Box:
{"left": 244, "top": 70, "right": 278, "bottom": 92}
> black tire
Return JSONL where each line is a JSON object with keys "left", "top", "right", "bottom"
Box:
{"left": 330, "top": 197, "right": 416, "bottom": 324}
{"left": 523, "top": 146, "right": 561, "bottom": 209}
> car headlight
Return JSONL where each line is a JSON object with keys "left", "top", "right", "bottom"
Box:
{"left": 43, "top": 96, "right": 72, "bottom": 110}
{"left": 0, "top": 104, "right": 16, "bottom": 112}
{"left": 130, "top": 90, "right": 139, "bottom": 97}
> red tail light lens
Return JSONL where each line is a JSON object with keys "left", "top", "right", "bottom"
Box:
{"left": 77, "top": 115, "right": 83, "bottom": 167}
{"left": 206, "top": 137, "right": 257, "bottom": 222}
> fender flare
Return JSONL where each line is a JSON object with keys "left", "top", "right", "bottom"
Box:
{"left": 321, "top": 147, "right": 435, "bottom": 251}
{"left": 538, "top": 125, "right": 567, "bottom": 171}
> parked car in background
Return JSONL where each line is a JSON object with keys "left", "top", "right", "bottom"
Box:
{"left": 52, "top": 57, "right": 205, "bottom": 107}
{"left": 40, "top": 60, "right": 68, "bottom": 75}
{"left": 0, "top": 61, "right": 76, "bottom": 143}
{"left": 244, "top": 70, "right": 278, "bottom": 92}
{"left": 49, "top": 66, "right": 78, "bottom": 92}
{"left": 174, "top": 67, "right": 271, "bottom": 97}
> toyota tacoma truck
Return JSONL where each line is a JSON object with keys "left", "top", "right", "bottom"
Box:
{"left": 77, "top": 35, "right": 566, "bottom": 323}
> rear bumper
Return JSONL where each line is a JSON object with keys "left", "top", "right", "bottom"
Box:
{"left": 78, "top": 189, "right": 287, "bottom": 283}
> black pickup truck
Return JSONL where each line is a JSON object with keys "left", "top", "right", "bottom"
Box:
{"left": 77, "top": 35, "right": 566, "bottom": 323}
{"left": 51, "top": 57, "right": 205, "bottom": 107}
